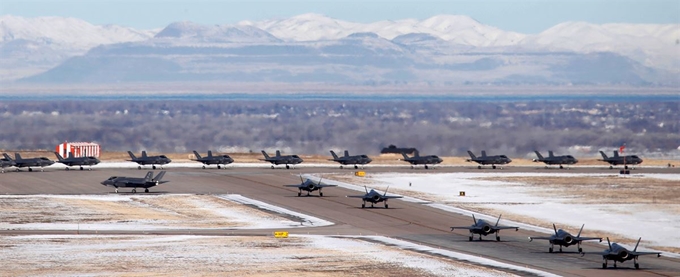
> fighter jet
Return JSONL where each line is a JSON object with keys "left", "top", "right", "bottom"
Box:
{"left": 54, "top": 152, "right": 100, "bottom": 171}
{"left": 192, "top": 150, "right": 233, "bottom": 169}
{"left": 599, "top": 151, "right": 643, "bottom": 169}
{"left": 329, "top": 150, "right": 372, "bottom": 169}
{"left": 533, "top": 151, "right": 578, "bottom": 169}
{"left": 101, "top": 171, "right": 168, "bottom": 193}
{"left": 450, "top": 214, "right": 519, "bottom": 241}
{"left": 466, "top": 151, "right": 512, "bottom": 169}
{"left": 347, "top": 186, "right": 403, "bottom": 208}
{"left": 0, "top": 155, "right": 15, "bottom": 173}
{"left": 4, "top": 153, "right": 54, "bottom": 172}
{"left": 284, "top": 176, "right": 338, "bottom": 197}
{"left": 400, "top": 151, "right": 443, "bottom": 169}
{"left": 529, "top": 224, "right": 601, "bottom": 253}
{"left": 582, "top": 237, "right": 660, "bottom": 269}
{"left": 127, "top": 151, "right": 172, "bottom": 170}
{"left": 261, "top": 150, "right": 303, "bottom": 169}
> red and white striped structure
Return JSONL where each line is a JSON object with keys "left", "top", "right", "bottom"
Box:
{"left": 56, "top": 142, "right": 101, "bottom": 158}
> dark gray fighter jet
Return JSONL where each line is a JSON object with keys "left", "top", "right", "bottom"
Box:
{"left": 101, "top": 171, "right": 168, "bottom": 193}
{"left": 284, "top": 176, "right": 338, "bottom": 197}
{"left": 261, "top": 150, "right": 303, "bottom": 169}
{"left": 127, "top": 151, "right": 172, "bottom": 170}
{"left": 529, "top": 224, "right": 601, "bottom": 253}
{"left": 450, "top": 214, "right": 519, "bottom": 241}
{"left": 0, "top": 155, "right": 15, "bottom": 173}
{"left": 582, "top": 237, "right": 660, "bottom": 269}
{"left": 4, "top": 153, "right": 54, "bottom": 172}
{"left": 466, "top": 151, "right": 512, "bottom": 169}
{"left": 400, "top": 151, "right": 443, "bottom": 169}
{"left": 347, "top": 186, "right": 403, "bottom": 208}
{"left": 533, "top": 151, "right": 579, "bottom": 169}
{"left": 329, "top": 150, "right": 372, "bottom": 169}
{"left": 192, "top": 150, "right": 233, "bottom": 169}
{"left": 54, "top": 152, "right": 100, "bottom": 171}
{"left": 599, "top": 151, "right": 643, "bottom": 169}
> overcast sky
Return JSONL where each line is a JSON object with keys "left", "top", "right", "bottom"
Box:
{"left": 1, "top": 0, "right": 678, "bottom": 33}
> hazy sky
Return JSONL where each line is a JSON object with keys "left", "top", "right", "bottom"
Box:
{"left": 1, "top": 0, "right": 678, "bottom": 33}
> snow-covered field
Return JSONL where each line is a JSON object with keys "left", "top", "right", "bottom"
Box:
{"left": 0, "top": 194, "right": 331, "bottom": 230}
{"left": 323, "top": 172, "right": 680, "bottom": 254}
{"left": 0, "top": 234, "right": 548, "bottom": 277}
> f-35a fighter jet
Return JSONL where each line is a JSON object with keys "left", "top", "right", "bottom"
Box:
{"left": 54, "top": 152, "right": 100, "bottom": 170}
{"left": 599, "top": 151, "right": 643, "bottom": 169}
{"left": 582, "top": 237, "right": 660, "bottom": 269}
{"left": 284, "top": 176, "right": 338, "bottom": 197}
{"left": 261, "top": 150, "right": 303, "bottom": 169}
{"left": 101, "top": 171, "right": 168, "bottom": 193}
{"left": 347, "top": 186, "right": 403, "bottom": 209}
{"left": 466, "top": 151, "right": 512, "bottom": 169}
{"left": 529, "top": 224, "right": 601, "bottom": 253}
{"left": 400, "top": 151, "right": 443, "bottom": 169}
{"left": 533, "top": 151, "right": 578, "bottom": 169}
{"left": 451, "top": 214, "right": 519, "bottom": 241}
{"left": 192, "top": 150, "right": 233, "bottom": 169}
{"left": 127, "top": 151, "right": 172, "bottom": 170}
{"left": 329, "top": 150, "right": 372, "bottom": 169}
{"left": 3, "top": 153, "right": 54, "bottom": 172}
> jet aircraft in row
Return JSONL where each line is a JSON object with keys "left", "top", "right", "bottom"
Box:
{"left": 599, "top": 151, "right": 643, "bottom": 169}
{"left": 529, "top": 224, "right": 601, "bottom": 253}
{"left": 583, "top": 237, "right": 660, "bottom": 269}
{"left": 451, "top": 214, "right": 519, "bottom": 241}
{"left": 285, "top": 176, "right": 337, "bottom": 197}
{"left": 329, "top": 150, "right": 372, "bottom": 169}
{"left": 54, "top": 152, "right": 100, "bottom": 170}
{"left": 128, "top": 151, "right": 172, "bottom": 170}
{"left": 261, "top": 150, "right": 303, "bottom": 169}
{"left": 533, "top": 151, "right": 578, "bottom": 169}
{"left": 466, "top": 151, "right": 512, "bottom": 169}
{"left": 192, "top": 150, "right": 233, "bottom": 169}
{"left": 347, "top": 186, "right": 403, "bottom": 209}
{"left": 401, "top": 151, "right": 442, "bottom": 169}
{"left": 2, "top": 153, "right": 54, "bottom": 172}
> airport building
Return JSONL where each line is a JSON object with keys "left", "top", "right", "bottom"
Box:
{"left": 55, "top": 141, "right": 101, "bottom": 158}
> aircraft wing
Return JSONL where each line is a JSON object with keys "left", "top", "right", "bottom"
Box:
{"left": 317, "top": 184, "right": 338, "bottom": 188}
{"left": 574, "top": 236, "right": 602, "bottom": 242}
{"left": 528, "top": 236, "right": 552, "bottom": 241}
{"left": 346, "top": 195, "right": 367, "bottom": 198}
{"left": 631, "top": 251, "right": 662, "bottom": 257}
{"left": 283, "top": 185, "right": 302, "bottom": 188}
{"left": 157, "top": 181, "right": 170, "bottom": 184}
{"left": 450, "top": 226, "right": 474, "bottom": 230}
{"left": 383, "top": 195, "right": 403, "bottom": 199}
{"left": 494, "top": 226, "right": 519, "bottom": 231}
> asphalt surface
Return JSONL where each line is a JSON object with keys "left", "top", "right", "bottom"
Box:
{"left": 1, "top": 165, "right": 679, "bottom": 277}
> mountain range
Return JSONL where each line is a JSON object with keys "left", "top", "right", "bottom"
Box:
{"left": 1, "top": 14, "right": 678, "bottom": 86}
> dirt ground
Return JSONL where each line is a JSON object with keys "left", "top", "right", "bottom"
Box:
{"left": 4, "top": 150, "right": 678, "bottom": 167}
{"left": 0, "top": 195, "right": 288, "bottom": 229}
{"left": 0, "top": 235, "right": 511, "bottom": 276}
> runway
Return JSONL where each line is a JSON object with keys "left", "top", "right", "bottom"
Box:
{"left": 1, "top": 166, "right": 679, "bottom": 277}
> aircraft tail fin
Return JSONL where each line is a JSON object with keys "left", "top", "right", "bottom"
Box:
{"left": 467, "top": 151, "right": 476, "bottom": 159}
{"left": 15, "top": 153, "right": 22, "bottom": 160}
{"left": 401, "top": 153, "right": 410, "bottom": 160}
{"left": 343, "top": 150, "right": 349, "bottom": 157}
{"left": 633, "top": 237, "right": 641, "bottom": 252}
{"left": 495, "top": 214, "right": 502, "bottom": 226}
{"left": 141, "top": 151, "right": 148, "bottom": 158}
{"left": 553, "top": 223, "right": 558, "bottom": 235}
{"left": 68, "top": 152, "right": 75, "bottom": 158}
{"left": 193, "top": 151, "right": 202, "bottom": 159}
{"left": 330, "top": 150, "right": 339, "bottom": 160}
{"left": 599, "top": 151, "right": 608, "bottom": 159}
{"left": 472, "top": 214, "right": 477, "bottom": 224}
{"left": 548, "top": 151, "right": 555, "bottom": 157}
{"left": 275, "top": 150, "right": 281, "bottom": 157}
{"left": 534, "top": 151, "right": 544, "bottom": 160}
{"left": 153, "top": 171, "right": 166, "bottom": 182}
{"left": 413, "top": 150, "right": 420, "bottom": 157}
{"left": 207, "top": 150, "right": 213, "bottom": 157}
{"left": 364, "top": 185, "right": 369, "bottom": 194}
{"left": 613, "top": 151, "right": 619, "bottom": 157}
{"left": 54, "top": 152, "right": 65, "bottom": 161}
{"left": 481, "top": 150, "right": 487, "bottom": 157}
{"left": 383, "top": 185, "right": 390, "bottom": 197}
{"left": 3, "top": 153, "right": 14, "bottom": 161}
{"left": 261, "top": 150, "right": 270, "bottom": 159}
{"left": 606, "top": 237, "right": 612, "bottom": 251}
{"left": 577, "top": 224, "right": 584, "bottom": 237}
{"left": 144, "top": 171, "right": 153, "bottom": 181}
{"left": 128, "top": 151, "right": 137, "bottom": 160}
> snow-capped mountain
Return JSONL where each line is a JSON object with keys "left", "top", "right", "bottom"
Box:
{"left": 154, "top": 21, "right": 280, "bottom": 43}
{"left": 0, "top": 15, "right": 154, "bottom": 50}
